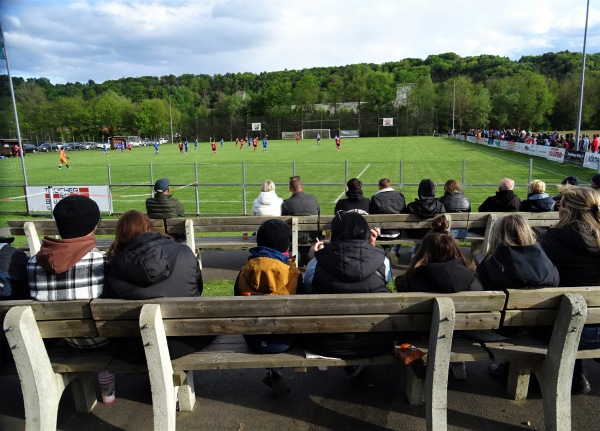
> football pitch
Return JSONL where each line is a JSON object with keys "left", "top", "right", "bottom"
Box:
{"left": 1, "top": 136, "right": 594, "bottom": 215}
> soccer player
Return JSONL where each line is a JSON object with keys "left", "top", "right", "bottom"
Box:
{"left": 335, "top": 135, "right": 341, "bottom": 151}
{"left": 253, "top": 137, "right": 258, "bottom": 152}
{"left": 236, "top": 137, "right": 239, "bottom": 147}
{"left": 184, "top": 140, "right": 189, "bottom": 154}
{"left": 178, "top": 141, "right": 184, "bottom": 154}
{"left": 240, "top": 138, "right": 244, "bottom": 150}
{"left": 295, "top": 133, "right": 300, "bottom": 144}
{"left": 220, "top": 138, "right": 224, "bottom": 148}
{"left": 262, "top": 137, "right": 268, "bottom": 152}
{"left": 127, "top": 142, "right": 132, "bottom": 153}
{"left": 316, "top": 133, "right": 321, "bottom": 146}
{"left": 194, "top": 139, "right": 198, "bottom": 151}
{"left": 58, "top": 147, "right": 70, "bottom": 169}
{"left": 102, "top": 142, "right": 109, "bottom": 156}
{"left": 154, "top": 141, "right": 159, "bottom": 155}
{"left": 247, "top": 137, "right": 251, "bottom": 148}
{"left": 211, "top": 140, "right": 217, "bottom": 155}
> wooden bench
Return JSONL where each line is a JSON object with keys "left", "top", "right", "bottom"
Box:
{"left": 2, "top": 291, "right": 506, "bottom": 431}
{"left": 481, "top": 286, "right": 600, "bottom": 431}
{"left": 7, "top": 219, "right": 166, "bottom": 255}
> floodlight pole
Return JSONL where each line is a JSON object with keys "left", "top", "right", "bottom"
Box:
{"left": 574, "top": 0, "right": 590, "bottom": 148}
{"left": 1, "top": 22, "right": 28, "bottom": 186}
{"left": 452, "top": 80, "right": 456, "bottom": 134}
{"left": 169, "top": 94, "right": 174, "bottom": 144}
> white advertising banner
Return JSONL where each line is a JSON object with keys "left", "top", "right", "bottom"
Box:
{"left": 547, "top": 147, "right": 565, "bottom": 163}
{"left": 466, "top": 136, "right": 476, "bottom": 143}
{"left": 382, "top": 118, "right": 394, "bottom": 126}
{"left": 535, "top": 146, "right": 551, "bottom": 159}
{"left": 251, "top": 123, "right": 261, "bottom": 131}
{"left": 26, "top": 186, "right": 112, "bottom": 214}
{"left": 583, "top": 152, "right": 600, "bottom": 170}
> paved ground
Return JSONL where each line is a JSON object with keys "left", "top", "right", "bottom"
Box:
{"left": 1, "top": 246, "right": 599, "bottom": 430}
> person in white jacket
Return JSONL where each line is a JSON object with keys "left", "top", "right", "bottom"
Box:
{"left": 252, "top": 180, "right": 283, "bottom": 216}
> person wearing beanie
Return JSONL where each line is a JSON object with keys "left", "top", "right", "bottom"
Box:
{"left": 334, "top": 178, "right": 370, "bottom": 214}
{"left": 553, "top": 176, "right": 579, "bottom": 204}
{"left": 233, "top": 219, "right": 304, "bottom": 397}
{"left": 403, "top": 179, "right": 446, "bottom": 241}
{"left": 478, "top": 178, "right": 521, "bottom": 212}
{"left": 145, "top": 177, "right": 185, "bottom": 219}
{"left": 27, "top": 195, "right": 109, "bottom": 349}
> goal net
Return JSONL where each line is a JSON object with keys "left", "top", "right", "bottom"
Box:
{"left": 302, "top": 129, "right": 331, "bottom": 140}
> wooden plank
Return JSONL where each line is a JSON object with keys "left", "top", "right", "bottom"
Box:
{"left": 90, "top": 292, "right": 505, "bottom": 320}
{"left": 506, "top": 287, "right": 600, "bottom": 309}
{"left": 502, "top": 307, "right": 600, "bottom": 326}
{"left": 37, "top": 320, "right": 98, "bottom": 338}
{"left": 0, "top": 299, "right": 92, "bottom": 320}
{"left": 97, "top": 312, "right": 499, "bottom": 337}
{"left": 50, "top": 354, "right": 114, "bottom": 373}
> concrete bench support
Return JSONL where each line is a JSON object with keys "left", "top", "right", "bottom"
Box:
{"left": 3, "top": 306, "right": 97, "bottom": 431}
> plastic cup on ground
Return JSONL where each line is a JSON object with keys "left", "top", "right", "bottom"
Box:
{"left": 98, "top": 371, "right": 116, "bottom": 404}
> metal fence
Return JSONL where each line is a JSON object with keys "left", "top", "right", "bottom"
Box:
{"left": 0, "top": 159, "right": 572, "bottom": 215}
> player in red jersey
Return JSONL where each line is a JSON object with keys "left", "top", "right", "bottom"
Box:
{"left": 335, "top": 135, "right": 341, "bottom": 151}
{"left": 295, "top": 133, "right": 300, "bottom": 144}
{"left": 211, "top": 141, "right": 217, "bottom": 155}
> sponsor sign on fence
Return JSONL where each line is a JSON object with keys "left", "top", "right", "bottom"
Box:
{"left": 281, "top": 132, "right": 299, "bottom": 139}
{"left": 340, "top": 130, "right": 360, "bottom": 138}
{"left": 26, "top": 185, "right": 112, "bottom": 214}
{"left": 564, "top": 149, "right": 585, "bottom": 165}
{"left": 583, "top": 152, "right": 600, "bottom": 170}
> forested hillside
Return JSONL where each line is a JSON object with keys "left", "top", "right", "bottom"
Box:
{"left": 1, "top": 50, "right": 599, "bottom": 142}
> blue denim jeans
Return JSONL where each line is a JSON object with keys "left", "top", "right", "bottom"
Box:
{"left": 579, "top": 326, "right": 600, "bottom": 350}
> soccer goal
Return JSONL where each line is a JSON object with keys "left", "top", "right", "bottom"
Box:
{"left": 302, "top": 129, "right": 331, "bottom": 140}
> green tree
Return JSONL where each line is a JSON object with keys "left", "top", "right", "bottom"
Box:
{"left": 325, "top": 73, "right": 345, "bottom": 114}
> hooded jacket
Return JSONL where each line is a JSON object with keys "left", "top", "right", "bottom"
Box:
{"left": 478, "top": 189, "right": 521, "bottom": 212}
{"left": 145, "top": 193, "right": 185, "bottom": 219}
{"left": 404, "top": 180, "right": 445, "bottom": 217}
{"left": 396, "top": 258, "right": 483, "bottom": 293}
{"left": 540, "top": 223, "right": 600, "bottom": 286}
{"left": 520, "top": 193, "right": 556, "bottom": 212}
{"left": 439, "top": 192, "right": 471, "bottom": 212}
{"left": 234, "top": 246, "right": 302, "bottom": 296}
{"left": 306, "top": 240, "right": 393, "bottom": 358}
{"left": 251, "top": 191, "right": 283, "bottom": 216}
{"left": 477, "top": 244, "right": 560, "bottom": 290}
{"left": 107, "top": 232, "right": 202, "bottom": 299}
{"left": 334, "top": 189, "right": 370, "bottom": 214}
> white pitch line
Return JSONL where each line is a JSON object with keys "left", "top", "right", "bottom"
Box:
{"left": 334, "top": 163, "right": 371, "bottom": 203}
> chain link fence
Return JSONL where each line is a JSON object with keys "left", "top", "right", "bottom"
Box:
{"left": 1, "top": 159, "right": 570, "bottom": 215}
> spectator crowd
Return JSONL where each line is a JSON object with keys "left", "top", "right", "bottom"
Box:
{"left": 1, "top": 173, "right": 600, "bottom": 398}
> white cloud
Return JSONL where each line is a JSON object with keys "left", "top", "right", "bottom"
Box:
{"left": 0, "top": 0, "right": 598, "bottom": 83}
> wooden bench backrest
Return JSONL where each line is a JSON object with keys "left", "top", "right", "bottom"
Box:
{"left": 8, "top": 219, "right": 165, "bottom": 236}
{"left": 0, "top": 299, "right": 96, "bottom": 339}
{"left": 165, "top": 216, "right": 294, "bottom": 235}
{"left": 502, "top": 286, "right": 600, "bottom": 326}
{"left": 90, "top": 292, "right": 505, "bottom": 337}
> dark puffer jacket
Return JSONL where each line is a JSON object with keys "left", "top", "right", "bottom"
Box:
{"left": 396, "top": 258, "right": 483, "bottom": 293}
{"left": 145, "top": 193, "right": 185, "bottom": 219}
{"left": 334, "top": 190, "right": 370, "bottom": 214}
{"left": 106, "top": 232, "right": 209, "bottom": 362}
{"left": 478, "top": 190, "right": 521, "bottom": 212}
{"left": 477, "top": 244, "right": 559, "bottom": 290}
{"left": 306, "top": 240, "right": 394, "bottom": 358}
{"left": 539, "top": 223, "right": 600, "bottom": 286}
{"left": 107, "top": 232, "right": 202, "bottom": 299}
{"left": 439, "top": 192, "right": 471, "bottom": 212}
{"left": 369, "top": 189, "right": 406, "bottom": 215}
{"left": 520, "top": 193, "right": 556, "bottom": 212}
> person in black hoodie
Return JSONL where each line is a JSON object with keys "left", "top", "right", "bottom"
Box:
{"left": 520, "top": 180, "right": 555, "bottom": 212}
{"left": 334, "top": 177, "right": 370, "bottom": 214}
{"left": 404, "top": 178, "right": 446, "bottom": 242}
{"left": 538, "top": 185, "right": 600, "bottom": 395}
{"left": 395, "top": 216, "right": 481, "bottom": 380}
{"left": 479, "top": 178, "right": 521, "bottom": 212}
{"left": 395, "top": 216, "right": 482, "bottom": 294}
{"left": 106, "top": 210, "right": 212, "bottom": 363}
{"left": 552, "top": 175, "right": 578, "bottom": 205}
{"left": 304, "top": 211, "right": 394, "bottom": 369}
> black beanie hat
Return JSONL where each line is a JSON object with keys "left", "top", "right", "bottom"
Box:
{"left": 562, "top": 176, "right": 579, "bottom": 186}
{"left": 256, "top": 219, "right": 291, "bottom": 253}
{"left": 592, "top": 174, "right": 600, "bottom": 188}
{"left": 53, "top": 195, "right": 100, "bottom": 239}
{"left": 418, "top": 179, "right": 436, "bottom": 198}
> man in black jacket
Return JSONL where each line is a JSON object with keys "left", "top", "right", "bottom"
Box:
{"left": 145, "top": 178, "right": 185, "bottom": 219}
{"left": 370, "top": 178, "right": 405, "bottom": 238}
{"left": 478, "top": 178, "right": 521, "bottom": 212}
{"left": 281, "top": 176, "right": 320, "bottom": 266}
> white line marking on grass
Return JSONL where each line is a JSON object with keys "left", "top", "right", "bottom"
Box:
{"left": 334, "top": 163, "right": 371, "bottom": 203}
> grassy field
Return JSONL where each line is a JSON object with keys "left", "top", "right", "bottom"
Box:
{"left": 1, "top": 136, "right": 596, "bottom": 215}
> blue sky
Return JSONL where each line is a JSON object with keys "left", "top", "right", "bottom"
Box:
{"left": 1, "top": 0, "right": 599, "bottom": 84}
